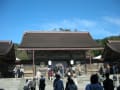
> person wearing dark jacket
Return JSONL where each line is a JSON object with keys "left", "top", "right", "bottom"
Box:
{"left": 103, "top": 73, "right": 114, "bottom": 90}
{"left": 65, "top": 77, "right": 77, "bottom": 90}
{"left": 85, "top": 74, "right": 103, "bottom": 90}
{"left": 39, "top": 75, "right": 45, "bottom": 90}
{"left": 53, "top": 74, "right": 64, "bottom": 90}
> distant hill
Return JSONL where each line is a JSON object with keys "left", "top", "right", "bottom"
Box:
{"left": 95, "top": 35, "right": 120, "bottom": 46}
{"left": 92, "top": 35, "right": 120, "bottom": 56}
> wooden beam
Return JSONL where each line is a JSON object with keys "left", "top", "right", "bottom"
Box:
{"left": 18, "top": 47, "right": 103, "bottom": 51}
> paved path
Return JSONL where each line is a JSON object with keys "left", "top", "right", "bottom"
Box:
{"left": 0, "top": 78, "right": 25, "bottom": 90}
{"left": 0, "top": 74, "right": 119, "bottom": 90}
{"left": 36, "top": 76, "right": 90, "bottom": 90}
{"left": 0, "top": 75, "right": 90, "bottom": 90}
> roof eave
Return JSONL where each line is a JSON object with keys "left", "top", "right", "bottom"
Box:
{"left": 18, "top": 47, "right": 103, "bottom": 51}
{"left": 107, "top": 44, "right": 120, "bottom": 54}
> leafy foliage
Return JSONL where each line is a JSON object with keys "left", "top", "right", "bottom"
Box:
{"left": 14, "top": 43, "right": 29, "bottom": 60}
{"left": 96, "top": 35, "right": 120, "bottom": 46}
{"left": 93, "top": 35, "right": 120, "bottom": 56}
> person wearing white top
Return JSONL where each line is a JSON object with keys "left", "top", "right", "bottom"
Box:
{"left": 36, "top": 69, "right": 41, "bottom": 86}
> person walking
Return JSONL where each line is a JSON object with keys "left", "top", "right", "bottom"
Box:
{"left": 53, "top": 74, "right": 64, "bottom": 90}
{"left": 85, "top": 74, "right": 103, "bottom": 90}
{"left": 23, "top": 79, "right": 29, "bottom": 90}
{"left": 31, "top": 78, "right": 36, "bottom": 90}
{"left": 65, "top": 77, "right": 77, "bottom": 90}
{"left": 17, "top": 67, "right": 21, "bottom": 78}
{"left": 103, "top": 73, "right": 114, "bottom": 90}
{"left": 99, "top": 66, "right": 104, "bottom": 76}
{"left": 48, "top": 69, "right": 53, "bottom": 80}
{"left": 72, "top": 73, "right": 78, "bottom": 87}
{"left": 20, "top": 66, "right": 24, "bottom": 78}
{"left": 36, "top": 69, "right": 41, "bottom": 80}
{"left": 39, "top": 75, "right": 46, "bottom": 90}
{"left": 13, "top": 66, "right": 17, "bottom": 78}
{"left": 36, "top": 69, "right": 41, "bottom": 86}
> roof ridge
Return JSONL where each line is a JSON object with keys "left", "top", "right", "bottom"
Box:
{"left": 108, "top": 40, "right": 120, "bottom": 43}
{"left": 24, "top": 31, "right": 89, "bottom": 34}
{"left": 0, "top": 40, "right": 12, "bottom": 44}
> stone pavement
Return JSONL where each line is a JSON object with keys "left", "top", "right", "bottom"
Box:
{"left": 0, "top": 74, "right": 90, "bottom": 90}
{"left": 0, "top": 78, "right": 25, "bottom": 90}
{"left": 0, "top": 74, "right": 120, "bottom": 90}
{"left": 35, "top": 74, "right": 90, "bottom": 90}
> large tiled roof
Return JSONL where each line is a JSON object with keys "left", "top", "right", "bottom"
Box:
{"left": 19, "top": 31, "right": 102, "bottom": 50}
{"left": 103, "top": 40, "right": 120, "bottom": 61}
{"left": 107, "top": 40, "right": 120, "bottom": 53}
{"left": 0, "top": 41, "right": 13, "bottom": 55}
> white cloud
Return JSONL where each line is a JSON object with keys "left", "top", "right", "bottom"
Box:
{"left": 76, "top": 19, "right": 96, "bottom": 27}
{"left": 89, "top": 28, "right": 119, "bottom": 39}
{"left": 31, "top": 18, "right": 120, "bottom": 39}
{"left": 40, "top": 18, "right": 96, "bottom": 30}
{"left": 103, "top": 16, "right": 120, "bottom": 26}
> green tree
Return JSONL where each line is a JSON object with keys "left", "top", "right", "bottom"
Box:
{"left": 14, "top": 43, "right": 29, "bottom": 60}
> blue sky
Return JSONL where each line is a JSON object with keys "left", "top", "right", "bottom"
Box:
{"left": 0, "top": 0, "right": 120, "bottom": 43}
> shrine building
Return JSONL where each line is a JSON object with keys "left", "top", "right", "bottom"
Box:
{"left": 19, "top": 31, "right": 103, "bottom": 75}
{"left": 0, "top": 41, "right": 15, "bottom": 77}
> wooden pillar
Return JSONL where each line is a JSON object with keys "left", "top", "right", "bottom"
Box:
{"left": 32, "top": 50, "right": 35, "bottom": 77}
{"left": 89, "top": 51, "right": 92, "bottom": 66}
{"left": 85, "top": 51, "right": 87, "bottom": 74}
{"left": 85, "top": 59, "right": 87, "bottom": 74}
{"left": 89, "top": 50, "right": 92, "bottom": 74}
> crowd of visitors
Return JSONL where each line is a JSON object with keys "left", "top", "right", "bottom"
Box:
{"left": 23, "top": 78, "right": 36, "bottom": 90}
{"left": 99, "top": 63, "right": 120, "bottom": 77}
{"left": 8, "top": 62, "right": 118, "bottom": 90}
{"left": 23, "top": 73, "right": 78, "bottom": 90}
{"left": 22, "top": 63, "right": 120, "bottom": 90}
{"left": 13, "top": 65, "right": 24, "bottom": 78}
{"left": 47, "top": 65, "right": 81, "bottom": 80}
{"left": 23, "top": 71, "right": 120, "bottom": 90}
